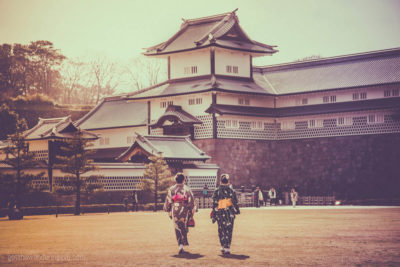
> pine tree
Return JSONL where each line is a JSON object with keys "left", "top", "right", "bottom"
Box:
{"left": 2, "top": 116, "right": 45, "bottom": 220}
{"left": 54, "top": 129, "right": 102, "bottom": 215}
{"left": 142, "top": 155, "right": 173, "bottom": 212}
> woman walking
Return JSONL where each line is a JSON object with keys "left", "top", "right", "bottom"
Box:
{"left": 211, "top": 174, "right": 240, "bottom": 255}
{"left": 164, "top": 173, "right": 195, "bottom": 254}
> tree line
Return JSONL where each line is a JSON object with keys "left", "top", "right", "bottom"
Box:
{"left": 0, "top": 40, "right": 166, "bottom": 105}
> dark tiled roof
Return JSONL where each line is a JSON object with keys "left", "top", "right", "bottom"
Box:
{"left": 130, "top": 75, "right": 272, "bottom": 99}
{"left": 76, "top": 99, "right": 148, "bottom": 130}
{"left": 151, "top": 105, "right": 202, "bottom": 127}
{"left": 117, "top": 134, "right": 210, "bottom": 162}
{"left": 144, "top": 10, "right": 277, "bottom": 56}
{"left": 254, "top": 48, "right": 400, "bottom": 95}
{"left": 205, "top": 104, "right": 274, "bottom": 117}
{"left": 206, "top": 97, "right": 400, "bottom": 118}
{"left": 24, "top": 116, "right": 97, "bottom": 140}
{"left": 90, "top": 147, "right": 129, "bottom": 162}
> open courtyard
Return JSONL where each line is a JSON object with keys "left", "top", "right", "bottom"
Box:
{"left": 0, "top": 206, "right": 399, "bottom": 266}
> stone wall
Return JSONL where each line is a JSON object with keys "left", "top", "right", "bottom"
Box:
{"left": 194, "top": 133, "right": 400, "bottom": 199}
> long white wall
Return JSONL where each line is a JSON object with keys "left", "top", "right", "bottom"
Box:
{"left": 217, "top": 92, "right": 274, "bottom": 107}
{"left": 276, "top": 85, "right": 399, "bottom": 108}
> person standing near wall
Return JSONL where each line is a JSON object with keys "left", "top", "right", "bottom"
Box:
{"left": 269, "top": 187, "right": 277, "bottom": 206}
{"left": 290, "top": 188, "right": 298, "bottom": 208}
{"left": 211, "top": 174, "right": 240, "bottom": 255}
{"left": 164, "top": 173, "right": 195, "bottom": 254}
{"left": 258, "top": 187, "right": 264, "bottom": 207}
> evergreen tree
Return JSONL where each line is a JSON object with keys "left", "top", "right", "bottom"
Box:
{"left": 54, "top": 130, "right": 102, "bottom": 215}
{"left": 2, "top": 116, "right": 46, "bottom": 220}
{"left": 142, "top": 155, "right": 173, "bottom": 212}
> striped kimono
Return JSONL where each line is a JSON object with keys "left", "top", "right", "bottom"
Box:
{"left": 164, "top": 184, "right": 195, "bottom": 246}
{"left": 211, "top": 185, "right": 240, "bottom": 249}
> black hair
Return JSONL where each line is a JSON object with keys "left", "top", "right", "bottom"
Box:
{"left": 220, "top": 174, "right": 229, "bottom": 184}
{"left": 175, "top": 173, "right": 185, "bottom": 184}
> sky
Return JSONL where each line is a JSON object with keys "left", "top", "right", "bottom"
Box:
{"left": 1, "top": 0, "right": 400, "bottom": 67}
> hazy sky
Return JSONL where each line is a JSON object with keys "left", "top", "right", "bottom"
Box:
{"left": 1, "top": 0, "right": 400, "bottom": 66}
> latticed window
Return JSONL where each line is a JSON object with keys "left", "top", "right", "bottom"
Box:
{"left": 384, "top": 90, "right": 391, "bottom": 97}
{"left": 226, "top": 65, "right": 238, "bottom": 74}
{"left": 225, "top": 120, "right": 239, "bottom": 129}
{"left": 302, "top": 98, "right": 308, "bottom": 105}
{"left": 393, "top": 89, "right": 399, "bottom": 96}
{"left": 367, "top": 114, "right": 384, "bottom": 124}
{"left": 251, "top": 121, "right": 264, "bottom": 130}
{"left": 360, "top": 92, "right": 367, "bottom": 99}
{"left": 337, "top": 117, "right": 353, "bottom": 126}
{"left": 308, "top": 119, "right": 323, "bottom": 128}
{"left": 184, "top": 66, "right": 197, "bottom": 74}
{"left": 238, "top": 98, "right": 250, "bottom": 105}
{"left": 353, "top": 93, "right": 359, "bottom": 100}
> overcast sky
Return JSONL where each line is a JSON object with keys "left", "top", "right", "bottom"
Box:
{"left": 1, "top": 0, "right": 400, "bottom": 66}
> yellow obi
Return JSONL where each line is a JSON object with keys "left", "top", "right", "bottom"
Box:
{"left": 217, "top": 198, "right": 232, "bottom": 209}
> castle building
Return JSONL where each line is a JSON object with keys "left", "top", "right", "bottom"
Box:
{"left": 2, "top": 10, "right": 400, "bottom": 198}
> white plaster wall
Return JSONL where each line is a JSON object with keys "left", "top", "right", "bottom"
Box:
{"left": 28, "top": 140, "right": 48, "bottom": 151}
{"left": 215, "top": 48, "right": 250, "bottom": 78}
{"left": 217, "top": 93, "right": 274, "bottom": 107}
{"left": 90, "top": 126, "right": 148, "bottom": 148}
{"left": 150, "top": 93, "right": 212, "bottom": 121}
{"left": 217, "top": 114, "right": 275, "bottom": 124}
{"left": 170, "top": 49, "right": 210, "bottom": 79}
{"left": 183, "top": 168, "right": 218, "bottom": 177}
{"left": 276, "top": 87, "right": 398, "bottom": 108}
{"left": 276, "top": 110, "right": 389, "bottom": 125}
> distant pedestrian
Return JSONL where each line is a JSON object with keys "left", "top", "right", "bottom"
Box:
{"left": 164, "top": 173, "right": 195, "bottom": 254}
{"left": 131, "top": 191, "right": 138, "bottom": 212}
{"left": 290, "top": 188, "right": 298, "bottom": 208}
{"left": 269, "top": 187, "right": 277, "bottom": 206}
{"left": 123, "top": 196, "right": 129, "bottom": 212}
{"left": 254, "top": 187, "right": 260, "bottom": 208}
{"left": 258, "top": 188, "right": 264, "bottom": 207}
{"left": 211, "top": 174, "right": 240, "bottom": 255}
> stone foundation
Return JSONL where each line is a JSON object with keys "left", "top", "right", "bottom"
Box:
{"left": 194, "top": 133, "right": 400, "bottom": 199}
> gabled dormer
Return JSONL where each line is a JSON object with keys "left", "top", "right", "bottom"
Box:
{"left": 144, "top": 9, "right": 277, "bottom": 81}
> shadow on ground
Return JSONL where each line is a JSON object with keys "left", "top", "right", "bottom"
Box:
{"left": 171, "top": 251, "right": 204, "bottom": 259}
{"left": 218, "top": 253, "right": 250, "bottom": 260}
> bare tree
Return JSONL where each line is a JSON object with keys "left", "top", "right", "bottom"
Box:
{"left": 125, "top": 56, "right": 167, "bottom": 91}
{"left": 60, "top": 59, "right": 86, "bottom": 104}
{"left": 88, "top": 56, "right": 120, "bottom": 104}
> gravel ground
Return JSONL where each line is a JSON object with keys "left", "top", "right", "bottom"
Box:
{"left": 0, "top": 206, "right": 399, "bottom": 266}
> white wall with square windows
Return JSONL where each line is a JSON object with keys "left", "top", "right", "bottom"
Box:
{"left": 217, "top": 92, "right": 274, "bottom": 107}
{"left": 215, "top": 48, "right": 250, "bottom": 78}
{"left": 90, "top": 126, "right": 147, "bottom": 149}
{"left": 170, "top": 49, "right": 210, "bottom": 79}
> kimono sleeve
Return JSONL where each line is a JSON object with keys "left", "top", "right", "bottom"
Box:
{"left": 164, "top": 187, "right": 173, "bottom": 212}
{"left": 212, "top": 188, "right": 219, "bottom": 212}
{"left": 186, "top": 185, "right": 195, "bottom": 210}
{"left": 231, "top": 189, "right": 240, "bottom": 214}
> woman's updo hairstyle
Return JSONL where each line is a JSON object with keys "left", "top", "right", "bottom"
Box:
{"left": 220, "top": 174, "right": 229, "bottom": 184}
{"left": 175, "top": 173, "right": 185, "bottom": 184}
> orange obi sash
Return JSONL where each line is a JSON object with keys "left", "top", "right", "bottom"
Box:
{"left": 217, "top": 198, "right": 232, "bottom": 209}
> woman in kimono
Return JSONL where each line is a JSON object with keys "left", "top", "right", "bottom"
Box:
{"left": 164, "top": 173, "right": 195, "bottom": 254}
{"left": 211, "top": 174, "right": 240, "bottom": 255}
